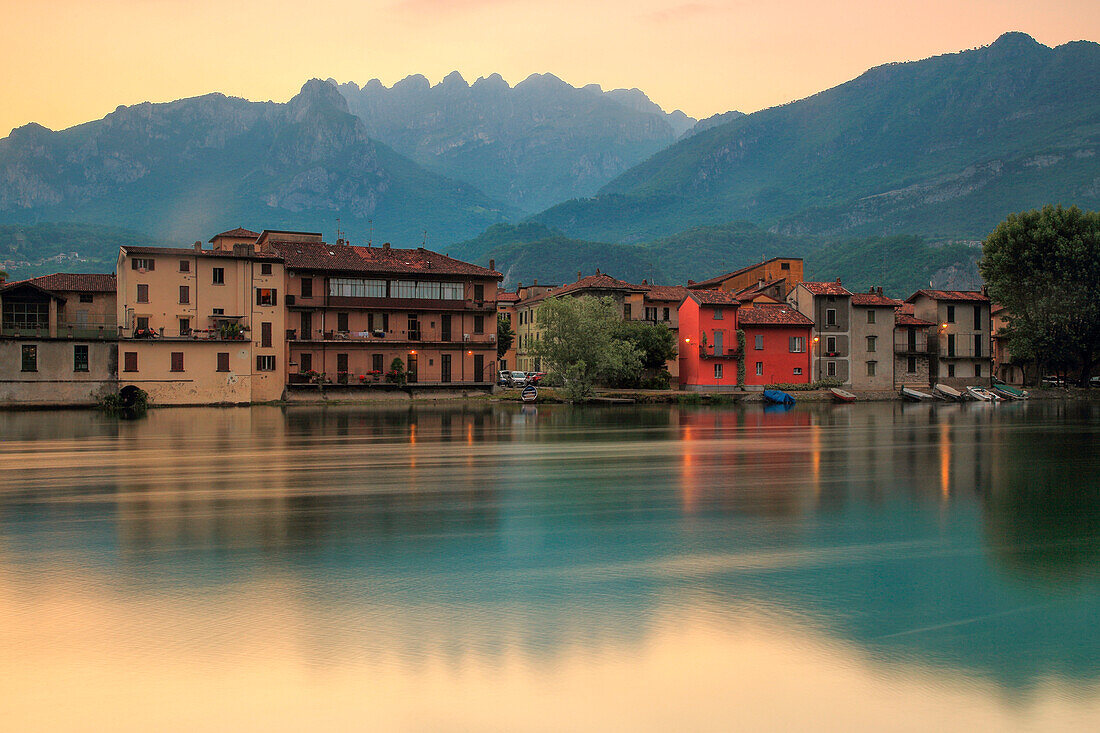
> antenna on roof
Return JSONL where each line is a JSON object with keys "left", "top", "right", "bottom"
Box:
{"left": 368, "top": 218, "right": 373, "bottom": 248}
{"left": 336, "top": 217, "right": 342, "bottom": 243}
{"left": 422, "top": 230, "right": 428, "bottom": 248}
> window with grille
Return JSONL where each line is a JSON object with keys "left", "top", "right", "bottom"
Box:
{"left": 73, "top": 345, "right": 89, "bottom": 372}
{"left": 21, "top": 345, "right": 37, "bottom": 372}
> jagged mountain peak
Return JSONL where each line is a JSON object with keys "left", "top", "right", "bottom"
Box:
{"left": 438, "top": 70, "right": 469, "bottom": 89}
{"left": 472, "top": 73, "right": 509, "bottom": 90}
{"left": 392, "top": 74, "right": 431, "bottom": 92}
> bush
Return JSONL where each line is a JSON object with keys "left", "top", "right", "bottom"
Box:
{"left": 640, "top": 370, "right": 672, "bottom": 390}
{"left": 764, "top": 378, "right": 843, "bottom": 391}
{"left": 539, "top": 371, "right": 565, "bottom": 387}
{"left": 386, "top": 358, "right": 407, "bottom": 387}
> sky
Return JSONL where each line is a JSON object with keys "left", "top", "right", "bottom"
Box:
{"left": 2, "top": 0, "right": 1098, "bottom": 135}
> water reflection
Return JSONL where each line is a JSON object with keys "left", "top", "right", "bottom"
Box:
{"left": 1, "top": 402, "right": 1099, "bottom": 730}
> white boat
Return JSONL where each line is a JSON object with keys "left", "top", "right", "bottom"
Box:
{"left": 967, "top": 386, "right": 1002, "bottom": 402}
{"left": 934, "top": 384, "right": 964, "bottom": 401}
{"left": 900, "top": 387, "right": 935, "bottom": 402}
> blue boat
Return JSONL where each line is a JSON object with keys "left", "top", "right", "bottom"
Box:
{"left": 763, "top": 389, "right": 795, "bottom": 405}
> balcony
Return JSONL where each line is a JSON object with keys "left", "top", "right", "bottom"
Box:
{"left": 698, "top": 345, "right": 743, "bottom": 359}
{"left": 1, "top": 320, "right": 118, "bottom": 340}
{"left": 893, "top": 337, "right": 930, "bottom": 355}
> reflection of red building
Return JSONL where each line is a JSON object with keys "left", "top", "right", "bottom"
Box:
{"left": 678, "top": 291, "right": 813, "bottom": 391}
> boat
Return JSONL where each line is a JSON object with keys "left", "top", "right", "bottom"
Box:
{"left": 900, "top": 386, "right": 936, "bottom": 402}
{"left": 933, "top": 384, "right": 964, "bottom": 401}
{"left": 763, "top": 389, "right": 795, "bottom": 405}
{"left": 829, "top": 388, "right": 856, "bottom": 403}
{"left": 991, "top": 381, "right": 1028, "bottom": 400}
{"left": 967, "top": 386, "right": 1002, "bottom": 402}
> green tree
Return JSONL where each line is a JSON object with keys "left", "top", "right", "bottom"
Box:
{"left": 614, "top": 320, "right": 677, "bottom": 371}
{"left": 981, "top": 205, "right": 1100, "bottom": 386}
{"left": 386, "top": 357, "right": 407, "bottom": 387}
{"left": 531, "top": 296, "right": 642, "bottom": 401}
{"left": 497, "top": 314, "right": 515, "bottom": 359}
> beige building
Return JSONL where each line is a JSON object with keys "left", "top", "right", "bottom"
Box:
{"left": 789, "top": 280, "right": 853, "bottom": 384}
{"left": 0, "top": 273, "right": 118, "bottom": 406}
{"left": 905, "top": 290, "right": 993, "bottom": 388}
{"left": 894, "top": 303, "right": 935, "bottom": 389}
{"left": 115, "top": 231, "right": 287, "bottom": 405}
{"left": 849, "top": 288, "right": 901, "bottom": 390}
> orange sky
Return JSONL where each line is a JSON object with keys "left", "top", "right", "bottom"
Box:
{"left": 2, "top": 0, "right": 1098, "bottom": 135}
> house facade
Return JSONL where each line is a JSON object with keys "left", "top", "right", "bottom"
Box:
{"left": 905, "top": 290, "right": 993, "bottom": 388}
{"left": 737, "top": 304, "right": 813, "bottom": 386}
{"left": 789, "top": 280, "right": 853, "bottom": 384}
{"left": 0, "top": 273, "right": 118, "bottom": 405}
{"left": 894, "top": 303, "right": 935, "bottom": 388}
{"left": 677, "top": 290, "right": 744, "bottom": 391}
{"left": 849, "top": 288, "right": 901, "bottom": 390}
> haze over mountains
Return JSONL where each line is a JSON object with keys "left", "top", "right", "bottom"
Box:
{"left": 0, "top": 32, "right": 1096, "bottom": 293}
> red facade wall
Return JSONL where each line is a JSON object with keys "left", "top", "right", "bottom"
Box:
{"left": 677, "top": 297, "right": 740, "bottom": 389}
{"left": 741, "top": 326, "right": 812, "bottom": 385}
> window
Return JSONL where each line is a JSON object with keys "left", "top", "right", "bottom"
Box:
{"left": 212, "top": 308, "right": 224, "bottom": 316}
{"left": 299, "top": 353, "right": 312, "bottom": 373}
{"left": 136, "top": 316, "right": 149, "bottom": 332}
{"left": 624, "top": 304, "right": 632, "bottom": 320}
{"left": 713, "top": 307, "right": 722, "bottom": 320}
{"left": 73, "top": 344, "right": 89, "bottom": 372}
{"left": 261, "top": 322, "right": 272, "bottom": 348}
{"left": 256, "top": 355, "right": 276, "bottom": 372}
{"left": 826, "top": 308, "right": 836, "bottom": 326}
{"left": 866, "top": 335, "right": 876, "bottom": 353}
{"left": 329, "top": 278, "right": 389, "bottom": 298}
{"left": 170, "top": 352, "right": 184, "bottom": 372}
{"left": 217, "top": 352, "right": 230, "bottom": 372}
{"left": 300, "top": 312, "right": 312, "bottom": 338}
{"left": 261, "top": 263, "right": 272, "bottom": 275}
{"left": 975, "top": 363, "right": 982, "bottom": 378}
{"left": 179, "top": 260, "right": 190, "bottom": 272}
{"left": 714, "top": 364, "right": 724, "bottom": 379}
{"left": 947, "top": 334, "right": 956, "bottom": 357}
{"left": 392, "top": 280, "right": 417, "bottom": 298}
{"left": 212, "top": 267, "right": 224, "bottom": 285}
{"left": 337, "top": 312, "right": 349, "bottom": 332}
{"left": 793, "top": 367, "right": 802, "bottom": 376}
{"left": 947, "top": 363, "right": 956, "bottom": 378}
{"left": 441, "top": 282, "right": 463, "bottom": 300}
{"left": 946, "top": 305, "right": 955, "bottom": 323}
{"left": 756, "top": 362, "right": 763, "bottom": 376}
{"left": 867, "top": 309, "right": 876, "bottom": 324}
{"left": 474, "top": 315, "right": 484, "bottom": 334}
{"left": 373, "top": 353, "right": 384, "bottom": 373}
{"left": 474, "top": 284, "right": 484, "bottom": 301}
{"left": 789, "top": 336, "right": 805, "bottom": 353}
{"left": 973, "top": 305, "right": 982, "bottom": 329}
{"left": 907, "top": 356, "right": 917, "bottom": 374}
{"left": 866, "top": 361, "right": 876, "bottom": 377}
{"left": 827, "top": 361, "right": 836, "bottom": 377}
{"left": 256, "top": 288, "right": 277, "bottom": 306}
{"left": 131, "top": 258, "right": 155, "bottom": 271}
{"left": 826, "top": 336, "right": 836, "bottom": 353}
{"left": 137, "top": 284, "right": 149, "bottom": 303}
{"left": 179, "top": 318, "right": 190, "bottom": 336}
{"left": 663, "top": 307, "right": 670, "bottom": 321}
{"left": 382, "top": 313, "right": 389, "bottom": 332}
{"left": 974, "top": 334, "right": 983, "bottom": 358}
{"left": 21, "top": 345, "right": 37, "bottom": 372}
{"left": 124, "top": 351, "right": 138, "bottom": 372}
{"left": 2, "top": 301, "right": 48, "bottom": 330}
{"left": 781, "top": 262, "right": 790, "bottom": 271}
{"left": 645, "top": 307, "right": 657, "bottom": 322}
{"left": 755, "top": 335, "right": 764, "bottom": 350}
{"left": 408, "top": 315, "right": 421, "bottom": 340}
{"left": 301, "top": 278, "right": 313, "bottom": 298}
{"left": 179, "top": 285, "right": 189, "bottom": 304}
{"left": 79, "top": 293, "right": 94, "bottom": 303}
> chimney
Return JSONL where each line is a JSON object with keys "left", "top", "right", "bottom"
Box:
{"left": 836, "top": 277, "right": 841, "bottom": 284}
{"left": 533, "top": 279, "right": 538, "bottom": 286}
{"left": 517, "top": 282, "right": 523, "bottom": 290}
{"left": 877, "top": 286, "right": 883, "bottom": 296}
{"left": 383, "top": 242, "right": 390, "bottom": 250}
{"left": 642, "top": 279, "right": 648, "bottom": 285}
{"left": 488, "top": 258, "right": 495, "bottom": 271}
{"left": 193, "top": 241, "right": 202, "bottom": 252}
{"left": 577, "top": 271, "right": 582, "bottom": 280}
{"left": 596, "top": 268, "right": 601, "bottom": 275}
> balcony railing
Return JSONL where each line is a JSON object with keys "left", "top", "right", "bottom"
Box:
{"left": 699, "top": 345, "right": 743, "bottom": 359}
{"left": 893, "top": 337, "right": 930, "bottom": 354}
{"left": 1, "top": 321, "right": 118, "bottom": 340}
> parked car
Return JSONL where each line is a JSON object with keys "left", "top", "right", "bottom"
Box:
{"left": 508, "top": 371, "right": 529, "bottom": 387}
{"left": 1041, "top": 375, "right": 1066, "bottom": 387}
{"left": 525, "top": 371, "right": 546, "bottom": 384}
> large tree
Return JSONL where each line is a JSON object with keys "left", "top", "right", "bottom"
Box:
{"left": 531, "top": 296, "right": 641, "bottom": 400}
{"left": 981, "top": 205, "right": 1100, "bottom": 386}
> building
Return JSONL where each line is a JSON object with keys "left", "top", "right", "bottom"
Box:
{"left": 894, "top": 303, "right": 935, "bottom": 389}
{"left": 737, "top": 304, "right": 814, "bottom": 387}
{"left": 788, "top": 280, "right": 853, "bottom": 384}
{"left": 688, "top": 257, "right": 804, "bottom": 296}
{"left": 496, "top": 289, "right": 519, "bottom": 372}
{"left": 905, "top": 290, "right": 992, "bottom": 388}
{"left": 115, "top": 236, "right": 287, "bottom": 405}
{"left": 677, "top": 290, "right": 744, "bottom": 391}
{"left": 0, "top": 273, "right": 118, "bottom": 405}
{"left": 991, "top": 304, "right": 1025, "bottom": 385}
{"left": 263, "top": 230, "right": 501, "bottom": 388}
{"left": 849, "top": 288, "right": 901, "bottom": 390}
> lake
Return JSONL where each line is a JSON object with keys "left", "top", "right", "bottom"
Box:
{"left": 1, "top": 401, "right": 1099, "bottom": 731}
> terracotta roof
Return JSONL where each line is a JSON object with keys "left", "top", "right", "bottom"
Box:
{"left": 896, "top": 312, "right": 935, "bottom": 327}
{"left": 2, "top": 272, "right": 116, "bottom": 294}
{"left": 737, "top": 305, "right": 814, "bottom": 327}
{"left": 266, "top": 242, "right": 499, "bottom": 278}
{"left": 497, "top": 291, "right": 520, "bottom": 303}
{"left": 688, "top": 290, "right": 745, "bottom": 306}
{"left": 851, "top": 292, "right": 902, "bottom": 307}
{"left": 800, "top": 281, "right": 852, "bottom": 296}
{"left": 641, "top": 284, "right": 689, "bottom": 301}
{"left": 898, "top": 302, "right": 916, "bottom": 316}
{"left": 209, "top": 227, "right": 259, "bottom": 241}
{"left": 690, "top": 257, "right": 801, "bottom": 289}
{"left": 523, "top": 273, "right": 645, "bottom": 305}
{"left": 906, "top": 289, "right": 989, "bottom": 303}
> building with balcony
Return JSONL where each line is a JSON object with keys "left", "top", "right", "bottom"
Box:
{"left": 677, "top": 290, "right": 745, "bottom": 392}
{"left": 894, "top": 303, "right": 935, "bottom": 389}
{"left": 0, "top": 273, "right": 118, "bottom": 405}
{"left": 263, "top": 230, "right": 501, "bottom": 388}
{"left": 788, "top": 280, "right": 853, "bottom": 384}
{"left": 905, "top": 290, "right": 992, "bottom": 388}
{"left": 115, "top": 236, "right": 287, "bottom": 405}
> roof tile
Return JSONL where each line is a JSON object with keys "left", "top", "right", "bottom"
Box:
{"left": 736, "top": 305, "right": 814, "bottom": 326}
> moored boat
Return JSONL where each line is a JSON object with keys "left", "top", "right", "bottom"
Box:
{"left": 934, "top": 384, "right": 964, "bottom": 401}
{"left": 991, "top": 382, "right": 1028, "bottom": 400}
{"left": 763, "top": 389, "right": 795, "bottom": 405}
{"left": 967, "top": 386, "right": 1002, "bottom": 402}
{"left": 829, "top": 388, "right": 856, "bottom": 403}
{"left": 900, "top": 386, "right": 935, "bottom": 402}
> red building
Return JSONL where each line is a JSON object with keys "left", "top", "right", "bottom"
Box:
{"left": 738, "top": 305, "right": 813, "bottom": 386}
{"left": 678, "top": 291, "right": 812, "bottom": 391}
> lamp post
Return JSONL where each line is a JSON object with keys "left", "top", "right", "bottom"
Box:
{"left": 812, "top": 336, "right": 820, "bottom": 382}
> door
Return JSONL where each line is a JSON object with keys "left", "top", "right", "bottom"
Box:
{"left": 713, "top": 330, "right": 723, "bottom": 356}
{"left": 300, "top": 311, "right": 312, "bottom": 340}
{"left": 441, "top": 315, "right": 452, "bottom": 342}
{"left": 337, "top": 353, "right": 348, "bottom": 383}
{"left": 407, "top": 354, "right": 418, "bottom": 383}
{"left": 473, "top": 354, "right": 484, "bottom": 382}
{"left": 908, "top": 327, "right": 917, "bottom": 351}
{"left": 441, "top": 353, "right": 452, "bottom": 383}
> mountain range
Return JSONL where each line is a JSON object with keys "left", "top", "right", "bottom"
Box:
{"left": 0, "top": 32, "right": 1096, "bottom": 293}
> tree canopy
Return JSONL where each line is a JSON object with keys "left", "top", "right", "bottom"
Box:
{"left": 496, "top": 314, "right": 515, "bottom": 359}
{"left": 980, "top": 205, "right": 1100, "bottom": 385}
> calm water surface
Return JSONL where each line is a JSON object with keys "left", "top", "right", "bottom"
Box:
{"left": 1, "top": 401, "right": 1099, "bottom": 731}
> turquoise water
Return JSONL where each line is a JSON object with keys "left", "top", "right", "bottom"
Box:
{"left": 1, "top": 402, "right": 1098, "bottom": 731}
